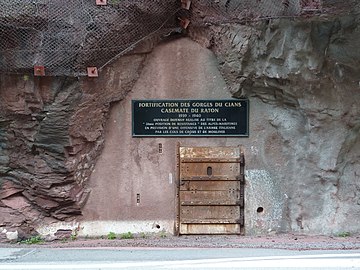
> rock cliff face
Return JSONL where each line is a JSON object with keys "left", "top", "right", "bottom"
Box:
{"left": 206, "top": 17, "right": 360, "bottom": 233}
{"left": 0, "top": 1, "right": 359, "bottom": 240}
{"left": 0, "top": 56, "right": 146, "bottom": 239}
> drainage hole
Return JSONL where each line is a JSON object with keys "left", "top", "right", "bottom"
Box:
{"left": 257, "top": 207, "right": 264, "bottom": 213}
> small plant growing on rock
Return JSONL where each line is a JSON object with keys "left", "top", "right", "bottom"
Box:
{"left": 159, "top": 230, "right": 167, "bottom": 238}
{"left": 120, "top": 232, "right": 133, "bottom": 239}
{"left": 21, "top": 235, "right": 44, "bottom": 245}
{"left": 139, "top": 232, "right": 147, "bottom": 239}
{"left": 70, "top": 233, "right": 77, "bottom": 241}
{"left": 338, "top": 232, "right": 350, "bottom": 237}
{"left": 107, "top": 232, "right": 117, "bottom": 240}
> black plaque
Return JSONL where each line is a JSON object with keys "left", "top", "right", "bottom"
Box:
{"left": 132, "top": 99, "right": 249, "bottom": 137}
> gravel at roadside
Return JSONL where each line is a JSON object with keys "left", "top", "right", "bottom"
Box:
{"left": 1, "top": 234, "right": 360, "bottom": 250}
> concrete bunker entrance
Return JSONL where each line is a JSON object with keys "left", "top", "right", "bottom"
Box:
{"left": 177, "top": 146, "right": 245, "bottom": 235}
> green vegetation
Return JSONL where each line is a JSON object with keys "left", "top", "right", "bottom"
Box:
{"left": 120, "top": 232, "right": 133, "bottom": 239}
{"left": 337, "top": 231, "right": 350, "bottom": 237}
{"left": 159, "top": 230, "right": 167, "bottom": 238}
{"left": 107, "top": 232, "right": 117, "bottom": 240}
{"left": 139, "top": 232, "right": 147, "bottom": 239}
{"left": 20, "top": 236, "right": 44, "bottom": 245}
{"left": 70, "top": 233, "right": 77, "bottom": 241}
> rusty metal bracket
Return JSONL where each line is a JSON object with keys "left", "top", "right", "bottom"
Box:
{"left": 240, "top": 151, "right": 245, "bottom": 177}
{"left": 240, "top": 152, "right": 245, "bottom": 166}
{"left": 240, "top": 209, "right": 245, "bottom": 226}
{"left": 178, "top": 18, "right": 190, "bottom": 29}
{"left": 175, "top": 142, "right": 181, "bottom": 236}
{"left": 96, "top": 0, "right": 107, "bottom": 6}
{"left": 240, "top": 175, "right": 245, "bottom": 184}
{"left": 34, "top": 65, "right": 45, "bottom": 76}
{"left": 87, "top": 67, "right": 99, "bottom": 77}
{"left": 181, "top": 0, "right": 191, "bottom": 10}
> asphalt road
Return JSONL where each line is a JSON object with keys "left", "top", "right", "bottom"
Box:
{"left": 0, "top": 248, "right": 359, "bottom": 270}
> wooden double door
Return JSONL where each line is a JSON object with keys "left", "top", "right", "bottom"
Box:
{"left": 177, "top": 146, "right": 245, "bottom": 235}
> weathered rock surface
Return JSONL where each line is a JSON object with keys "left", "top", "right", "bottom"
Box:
{"left": 0, "top": 1, "right": 359, "bottom": 240}
{"left": 0, "top": 55, "right": 146, "bottom": 239}
{"left": 200, "top": 14, "right": 360, "bottom": 233}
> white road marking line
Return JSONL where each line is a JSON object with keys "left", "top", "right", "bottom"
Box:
{"left": 0, "top": 253, "right": 359, "bottom": 269}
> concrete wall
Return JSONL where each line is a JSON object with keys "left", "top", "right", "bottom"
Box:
{"left": 79, "top": 38, "right": 282, "bottom": 236}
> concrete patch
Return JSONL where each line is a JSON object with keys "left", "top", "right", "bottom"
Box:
{"left": 36, "top": 221, "right": 79, "bottom": 238}
{"left": 245, "top": 170, "right": 284, "bottom": 234}
{"left": 77, "top": 220, "right": 174, "bottom": 237}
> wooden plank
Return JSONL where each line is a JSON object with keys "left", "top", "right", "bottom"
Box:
{"left": 180, "top": 163, "right": 240, "bottom": 177}
{"left": 180, "top": 180, "right": 240, "bottom": 191}
{"left": 180, "top": 190, "right": 240, "bottom": 206}
{"left": 181, "top": 158, "right": 240, "bottom": 163}
{"left": 180, "top": 218, "right": 241, "bottom": 224}
{"left": 179, "top": 224, "right": 241, "bottom": 234}
{"left": 180, "top": 201, "right": 242, "bottom": 206}
{"left": 180, "top": 205, "right": 240, "bottom": 219}
{"left": 180, "top": 176, "right": 240, "bottom": 181}
{"left": 179, "top": 147, "right": 241, "bottom": 159}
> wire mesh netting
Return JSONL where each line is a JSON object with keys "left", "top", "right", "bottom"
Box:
{"left": 193, "top": 0, "right": 356, "bottom": 26}
{"left": 0, "top": 0, "right": 181, "bottom": 76}
{"left": 0, "top": 0, "right": 352, "bottom": 76}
